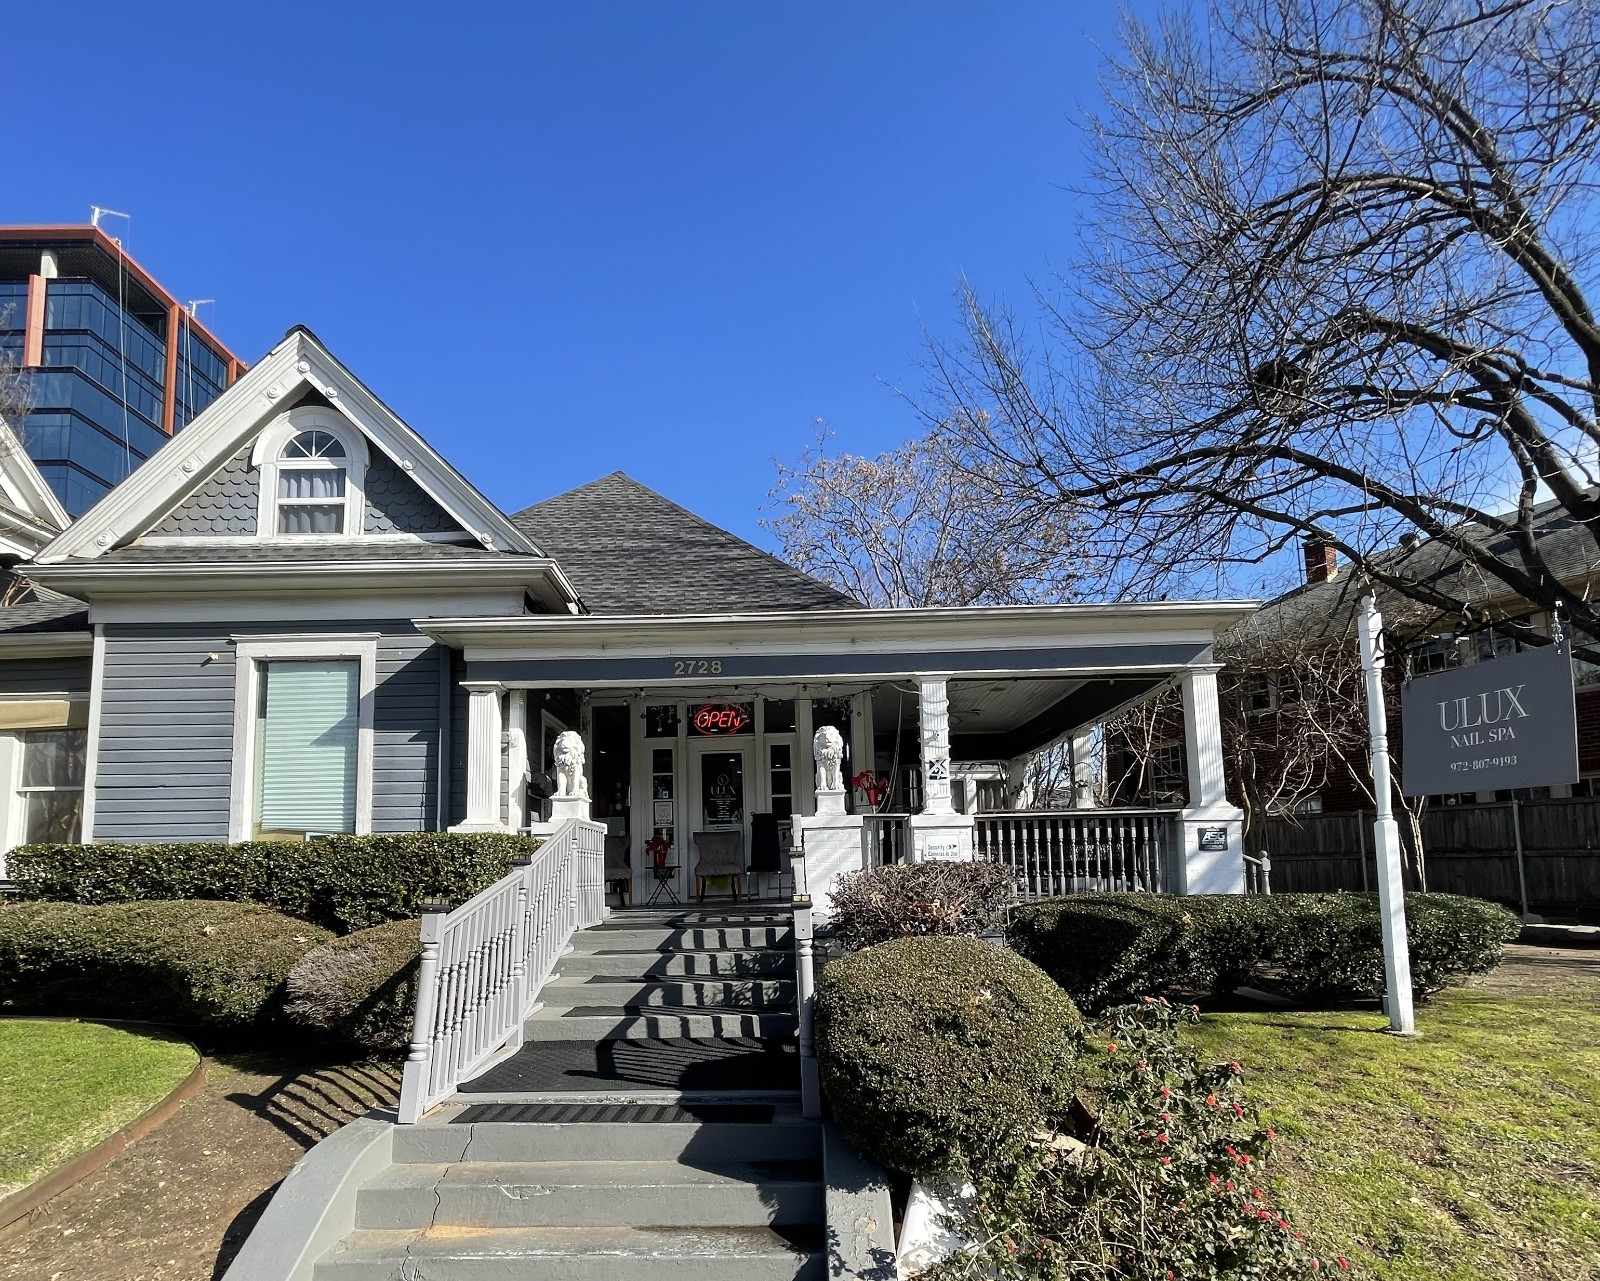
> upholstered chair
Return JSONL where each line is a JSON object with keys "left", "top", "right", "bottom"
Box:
{"left": 603, "top": 834, "right": 632, "bottom": 908}
{"left": 692, "top": 830, "right": 744, "bottom": 902}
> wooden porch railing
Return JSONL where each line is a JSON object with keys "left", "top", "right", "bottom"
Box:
{"left": 863, "top": 813, "right": 911, "bottom": 867}
{"left": 975, "top": 809, "right": 1179, "bottom": 898}
{"left": 397, "top": 816, "right": 606, "bottom": 1123}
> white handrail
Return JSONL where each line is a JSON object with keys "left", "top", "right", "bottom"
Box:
{"left": 397, "top": 817, "right": 607, "bottom": 1123}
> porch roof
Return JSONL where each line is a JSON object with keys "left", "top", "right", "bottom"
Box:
{"left": 413, "top": 599, "right": 1258, "bottom": 691}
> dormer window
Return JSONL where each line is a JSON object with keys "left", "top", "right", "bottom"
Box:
{"left": 277, "top": 431, "right": 348, "bottom": 534}
{"left": 253, "top": 409, "right": 367, "bottom": 540}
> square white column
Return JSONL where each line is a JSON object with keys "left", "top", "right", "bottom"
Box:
{"left": 909, "top": 673, "right": 974, "bottom": 861}
{"left": 453, "top": 683, "right": 508, "bottom": 833}
{"left": 1178, "top": 664, "right": 1244, "bottom": 893}
{"left": 505, "top": 689, "right": 529, "bottom": 832}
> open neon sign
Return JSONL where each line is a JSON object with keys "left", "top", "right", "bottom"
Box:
{"left": 691, "top": 702, "right": 753, "bottom": 736}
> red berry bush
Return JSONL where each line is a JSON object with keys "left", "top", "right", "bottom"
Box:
{"left": 924, "top": 999, "right": 1345, "bottom": 1280}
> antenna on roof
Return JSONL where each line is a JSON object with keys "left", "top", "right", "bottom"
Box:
{"left": 89, "top": 205, "right": 131, "bottom": 234}
{"left": 186, "top": 300, "right": 214, "bottom": 317}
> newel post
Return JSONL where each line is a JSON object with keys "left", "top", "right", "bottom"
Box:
{"left": 793, "top": 893, "right": 821, "bottom": 1119}
{"left": 398, "top": 905, "right": 449, "bottom": 1124}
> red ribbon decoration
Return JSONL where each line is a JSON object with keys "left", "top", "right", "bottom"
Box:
{"left": 644, "top": 834, "right": 672, "bottom": 867}
{"left": 851, "top": 770, "right": 891, "bottom": 807}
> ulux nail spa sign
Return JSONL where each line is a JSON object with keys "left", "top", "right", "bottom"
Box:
{"left": 1399, "top": 642, "right": 1578, "bottom": 796}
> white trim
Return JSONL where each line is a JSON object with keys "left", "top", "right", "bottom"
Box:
{"left": 0, "top": 733, "right": 21, "bottom": 874}
{"left": 35, "top": 328, "right": 556, "bottom": 568}
{"left": 134, "top": 531, "right": 477, "bottom": 548}
{"left": 81, "top": 625, "right": 105, "bottom": 841}
{"left": 0, "top": 635, "right": 94, "bottom": 658}
{"left": 228, "top": 635, "right": 378, "bottom": 842}
{"left": 252, "top": 408, "right": 369, "bottom": 541}
{"left": 0, "top": 412, "right": 71, "bottom": 538}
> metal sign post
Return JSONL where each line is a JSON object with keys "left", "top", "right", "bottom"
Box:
{"left": 1358, "top": 595, "right": 1416, "bottom": 1036}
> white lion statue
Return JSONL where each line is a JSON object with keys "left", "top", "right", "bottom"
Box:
{"left": 813, "top": 724, "right": 845, "bottom": 793}
{"left": 553, "top": 731, "right": 588, "bottom": 799}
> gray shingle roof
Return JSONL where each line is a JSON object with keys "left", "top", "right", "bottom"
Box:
{"left": 513, "top": 472, "right": 861, "bottom": 615}
{"left": 0, "top": 578, "right": 88, "bottom": 635}
{"left": 1241, "top": 491, "right": 1600, "bottom": 644}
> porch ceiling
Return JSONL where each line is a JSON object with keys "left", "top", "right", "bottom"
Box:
{"left": 937, "top": 676, "right": 1168, "bottom": 761}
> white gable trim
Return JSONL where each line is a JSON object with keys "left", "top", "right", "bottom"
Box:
{"left": 36, "top": 328, "right": 544, "bottom": 564}
{"left": 0, "top": 413, "right": 70, "bottom": 547}
{"left": 251, "top": 406, "right": 370, "bottom": 540}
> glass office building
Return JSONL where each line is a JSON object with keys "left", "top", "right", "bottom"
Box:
{"left": 0, "top": 228, "right": 241, "bottom": 516}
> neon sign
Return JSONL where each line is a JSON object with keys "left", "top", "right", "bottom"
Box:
{"left": 691, "top": 702, "right": 753, "bottom": 736}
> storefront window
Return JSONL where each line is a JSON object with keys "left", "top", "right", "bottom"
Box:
{"left": 18, "top": 728, "right": 87, "bottom": 845}
{"left": 645, "top": 704, "right": 680, "bottom": 738}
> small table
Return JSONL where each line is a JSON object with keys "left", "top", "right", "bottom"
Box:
{"left": 646, "top": 864, "right": 679, "bottom": 906}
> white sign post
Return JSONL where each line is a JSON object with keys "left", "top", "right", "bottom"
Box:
{"left": 1358, "top": 595, "right": 1416, "bottom": 1035}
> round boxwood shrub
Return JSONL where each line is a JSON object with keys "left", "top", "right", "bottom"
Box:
{"left": 1006, "top": 895, "right": 1193, "bottom": 1011}
{"left": 827, "top": 859, "right": 1016, "bottom": 951}
{"left": 285, "top": 919, "right": 420, "bottom": 1052}
{"left": 815, "top": 935, "right": 1081, "bottom": 1178}
{"left": 0, "top": 900, "right": 332, "bottom": 1027}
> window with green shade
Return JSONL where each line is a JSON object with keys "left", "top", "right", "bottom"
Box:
{"left": 255, "top": 660, "right": 359, "bottom": 836}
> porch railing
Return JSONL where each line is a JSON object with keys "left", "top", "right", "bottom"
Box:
{"left": 1243, "top": 851, "right": 1272, "bottom": 895}
{"left": 975, "top": 809, "right": 1179, "bottom": 898}
{"left": 864, "top": 813, "right": 911, "bottom": 867}
{"left": 397, "top": 816, "right": 606, "bottom": 1123}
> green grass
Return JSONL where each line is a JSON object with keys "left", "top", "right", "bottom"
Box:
{"left": 0, "top": 1019, "right": 199, "bottom": 1201}
{"left": 1189, "top": 961, "right": 1600, "bottom": 1280}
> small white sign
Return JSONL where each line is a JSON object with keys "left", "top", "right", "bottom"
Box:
{"left": 922, "top": 837, "right": 962, "bottom": 861}
{"left": 652, "top": 800, "right": 674, "bottom": 825}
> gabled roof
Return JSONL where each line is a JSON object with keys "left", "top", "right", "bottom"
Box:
{"left": 513, "top": 472, "right": 861, "bottom": 615}
{"left": 1239, "top": 489, "right": 1600, "bottom": 645}
{"left": 36, "top": 326, "right": 547, "bottom": 565}
{"left": 0, "top": 414, "right": 70, "bottom": 558}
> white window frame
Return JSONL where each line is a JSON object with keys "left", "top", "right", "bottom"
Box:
{"left": 252, "top": 408, "right": 369, "bottom": 541}
{"left": 229, "top": 635, "right": 378, "bottom": 841}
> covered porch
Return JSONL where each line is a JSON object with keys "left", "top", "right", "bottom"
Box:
{"left": 415, "top": 601, "right": 1256, "bottom": 909}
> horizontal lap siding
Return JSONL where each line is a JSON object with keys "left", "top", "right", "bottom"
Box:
{"left": 0, "top": 654, "right": 91, "bottom": 695}
{"left": 96, "top": 630, "right": 237, "bottom": 842}
{"left": 96, "top": 623, "right": 445, "bottom": 843}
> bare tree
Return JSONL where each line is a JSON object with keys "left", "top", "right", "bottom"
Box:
{"left": 929, "top": 0, "right": 1600, "bottom": 656}
{"left": 764, "top": 423, "right": 1085, "bottom": 608}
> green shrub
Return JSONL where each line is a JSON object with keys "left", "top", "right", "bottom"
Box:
{"left": 927, "top": 1000, "right": 1342, "bottom": 1280}
{"left": 1005, "top": 895, "right": 1192, "bottom": 1011}
{"left": 1009, "top": 891, "right": 1519, "bottom": 1009}
{"left": 0, "top": 900, "right": 332, "bottom": 1027}
{"left": 285, "top": 919, "right": 420, "bottom": 1052}
{"left": 827, "top": 860, "right": 1016, "bottom": 950}
{"left": 8, "top": 832, "right": 540, "bottom": 934}
{"left": 816, "top": 935, "right": 1081, "bottom": 1178}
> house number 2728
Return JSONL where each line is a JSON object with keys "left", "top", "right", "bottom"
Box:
{"left": 672, "top": 659, "right": 723, "bottom": 676}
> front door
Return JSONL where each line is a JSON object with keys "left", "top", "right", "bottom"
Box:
{"left": 691, "top": 744, "right": 750, "bottom": 886}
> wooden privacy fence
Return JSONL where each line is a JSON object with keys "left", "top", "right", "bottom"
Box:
{"left": 397, "top": 816, "right": 607, "bottom": 1123}
{"left": 975, "top": 810, "right": 1178, "bottom": 898}
{"left": 1258, "top": 797, "right": 1600, "bottom": 913}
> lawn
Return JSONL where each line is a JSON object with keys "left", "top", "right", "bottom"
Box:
{"left": 0, "top": 1019, "right": 199, "bottom": 1202}
{"left": 1189, "top": 950, "right": 1600, "bottom": 1281}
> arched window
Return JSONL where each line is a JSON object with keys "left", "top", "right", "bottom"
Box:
{"left": 276, "top": 430, "right": 348, "bottom": 534}
{"left": 253, "top": 410, "right": 367, "bottom": 539}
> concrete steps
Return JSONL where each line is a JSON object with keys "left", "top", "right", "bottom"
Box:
{"left": 528, "top": 905, "right": 798, "bottom": 1044}
{"left": 308, "top": 905, "right": 821, "bottom": 1280}
{"left": 316, "top": 1224, "right": 825, "bottom": 1281}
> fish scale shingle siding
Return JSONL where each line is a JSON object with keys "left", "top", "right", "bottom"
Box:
{"left": 363, "top": 453, "right": 460, "bottom": 535}
{"left": 93, "top": 622, "right": 445, "bottom": 843}
{"left": 149, "top": 449, "right": 259, "bottom": 537}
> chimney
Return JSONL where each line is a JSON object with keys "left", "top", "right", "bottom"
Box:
{"left": 1303, "top": 538, "right": 1338, "bottom": 584}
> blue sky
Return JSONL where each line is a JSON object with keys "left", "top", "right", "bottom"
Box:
{"left": 3, "top": 2, "right": 1127, "bottom": 544}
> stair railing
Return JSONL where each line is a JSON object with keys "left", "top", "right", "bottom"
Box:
{"left": 397, "top": 816, "right": 608, "bottom": 1123}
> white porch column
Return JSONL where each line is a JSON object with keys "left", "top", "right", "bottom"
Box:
{"left": 909, "top": 674, "right": 975, "bottom": 862}
{"left": 453, "top": 683, "right": 508, "bottom": 833}
{"left": 1069, "top": 731, "right": 1096, "bottom": 809}
{"left": 505, "top": 689, "right": 529, "bottom": 832}
{"left": 1004, "top": 757, "right": 1033, "bottom": 810}
{"left": 1178, "top": 664, "right": 1245, "bottom": 893}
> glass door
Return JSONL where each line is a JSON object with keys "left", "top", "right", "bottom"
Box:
{"left": 691, "top": 743, "right": 750, "bottom": 889}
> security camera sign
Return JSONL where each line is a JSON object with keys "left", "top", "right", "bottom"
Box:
{"left": 1399, "top": 642, "right": 1578, "bottom": 796}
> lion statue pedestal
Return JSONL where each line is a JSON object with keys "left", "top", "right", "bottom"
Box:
{"left": 812, "top": 724, "right": 848, "bottom": 816}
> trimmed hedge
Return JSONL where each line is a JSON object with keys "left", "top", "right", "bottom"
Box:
{"left": 285, "top": 919, "right": 420, "bottom": 1052}
{"left": 8, "top": 832, "right": 541, "bottom": 934}
{"left": 827, "top": 859, "right": 1015, "bottom": 950}
{"left": 1008, "top": 891, "right": 1519, "bottom": 1010}
{"left": 815, "top": 935, "right": 1081, "bottom": 1178}
{"left": 0, "top": 900, "right": 332, "bottom": 1027}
